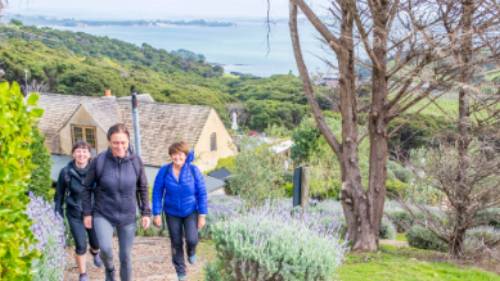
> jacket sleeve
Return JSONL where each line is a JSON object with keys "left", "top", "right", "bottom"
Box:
{"left": 192, "top": 165, "right": 208, "bottom": 215}
{"left": 136, "top": 157, "right": 151, "bottom": 217}
{"left": 54, "top": 168, "right": 67, "bottom": 217}
{"left": 152, "top": 166, "right": 166, "bottom": 216}
{"left": 82, "top": 158, "right": 97, "bottom": 216}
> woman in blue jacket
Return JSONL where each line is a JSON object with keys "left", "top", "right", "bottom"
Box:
{"left": 152, "top": 141, "right": 208, "bottom": 281}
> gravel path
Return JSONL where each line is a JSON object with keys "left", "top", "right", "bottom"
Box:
{"left": 64, "top": 236, "right": 208, "bottom": 281}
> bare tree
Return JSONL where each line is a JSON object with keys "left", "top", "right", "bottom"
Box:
{"left": 288, "top": 0, "right": 450, "bottom": 251}
{"left": 402, "top": 0, "right": 500, "bottom": 257}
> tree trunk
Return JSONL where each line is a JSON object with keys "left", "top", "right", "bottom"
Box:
{"left": 449, "top": 206, "right": 468, "bottom": 257}
{"left": 337, "top": 3, "right": 379, "bottom": 251}
{"left": 367, "top": 1, "right": 390, "bottom": 245}
{"left": 450, "top": 0, "right": 473, "bottom": 258}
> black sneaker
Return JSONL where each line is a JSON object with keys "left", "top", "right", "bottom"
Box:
{"left": 79, "top": 273, "right": 89, "bottom": 281}
{"left": 105, "top": 267, "right": 116, "bottom": 281}
{"left": 93, "top": 253, "right": 103, "bottom": 268}
{"left": 188, "top": 254, "right": 197, "bottom": 265}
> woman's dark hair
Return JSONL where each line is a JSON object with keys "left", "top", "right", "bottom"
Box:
{"left": 72, "top": 140, "right": 92, "bottom": 153}
{"left": 168, "top": 141, "right": 190, "bottom": 156}
{"left": 107, "top": 123, "right": 130, "bottom": 141}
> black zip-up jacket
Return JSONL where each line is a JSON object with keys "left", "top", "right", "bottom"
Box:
{"left": 54, "top": 161, "right": 90, "bottom": 218}
{"left": 82, "top": 149, "right": 151, "bottom": 226}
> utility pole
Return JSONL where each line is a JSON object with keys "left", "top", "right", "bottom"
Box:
{"left": 131, "top": 86, "right": 142, "bottom": 157}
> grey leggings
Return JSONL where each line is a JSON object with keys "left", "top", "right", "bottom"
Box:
{"left": 93, "top": 216, "right": 136, "bottom": 281}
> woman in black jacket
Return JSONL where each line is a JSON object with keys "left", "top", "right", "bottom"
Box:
{"left": 54, "top": 141, "right": 102, "bottom": 281}
{"left": 82, "top": 123, "right": 151, "bottom": 281}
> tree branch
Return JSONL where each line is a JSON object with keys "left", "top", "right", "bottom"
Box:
{"left": 290, "top": 1, "right": 342, "bottom": 156}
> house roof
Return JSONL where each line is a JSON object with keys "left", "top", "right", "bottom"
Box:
{"left": 208, "top": 167, "right": 232, "bottom": 180}
{"left": 117, "top": 100, "right": 211, "bottom": 166}
{"left": 37, "top": 93, "right": 212, "bottom": 167}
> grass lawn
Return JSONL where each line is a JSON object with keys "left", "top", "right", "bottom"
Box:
{"left": 338, "top": 245, "right": 500, "bottom": 281}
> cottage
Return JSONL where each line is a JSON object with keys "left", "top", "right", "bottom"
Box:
{"left": 36, "top": 92, "right": 237, "bottom": 193}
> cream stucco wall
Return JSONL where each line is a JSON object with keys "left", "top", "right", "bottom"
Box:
{"left": 194, "top": 109, "right": 237, "bottom": 171}
{"left": 59, "top": 105, "right": 108, "bottom": 155}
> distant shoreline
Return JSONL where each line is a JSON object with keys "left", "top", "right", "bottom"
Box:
{"left": 4, "top": 14, "right": 236, "bottom": 28}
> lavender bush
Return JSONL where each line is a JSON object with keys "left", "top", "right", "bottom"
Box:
{"left": 201, "top": 195, "right": 244, "bottom": 239}
{"left": 26, "top": 193, "right": 66, "bottom": 281}
{"left": 207, "top": 201, "right": 348, "bottom": 281}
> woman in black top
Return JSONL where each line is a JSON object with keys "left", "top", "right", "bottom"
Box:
{"left": 54, "top": 141, "right": 102, "bottom": 281}
{"left": 82, "top": 123, "right": 151, "bottom": 281}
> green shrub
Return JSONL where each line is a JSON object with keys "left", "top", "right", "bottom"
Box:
{"left": 388, "top": 113, "right": 454, "bottom": 160}
{"left": 475, "top": 208, "right": 500, "bottom": 229}
{"left": 406, "top": 225, "right": 448, "bottom": 252}
{"left": 291, "top": 118, "right": 321, "bottom": 164}
{"left": 385, "top": 178, "right": 408, "bottom": 199}
{"left": 407, "top": 224, "right": 500, "bottom": 255}
{"left": 27, "top": 127, "right": 53, "bottom": 201}
{"left": 380, "top": 218, "right": 397, "bottom": 240}
{"left": 228, "top": 140, "right": 286, "bottom": 205}
{"left": 464, "top": 226, "right": 500, "bottom": 254}
{"left": 210, "top": 205, "right": 347, "bottom": 281}
{"left": 386, "top": 210, "right": 414, "bottom": 233}
{"left": 0, "top": 82, "right": 42, "bottom": 280}
{"left": 213, "top": 155, "right": 236, "bottom": 173}
{"left": 282, "top": 181, "right": 294, "bottom": 197}
{"left": 387, "top": 161, "right": 413, "bottom": 183}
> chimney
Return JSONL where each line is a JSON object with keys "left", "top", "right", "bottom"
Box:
{"left": 104, "top": 89, "right": 112, "bottom": 97}
{"left": 231, "top": 110, "right": 239, "bottom": 131}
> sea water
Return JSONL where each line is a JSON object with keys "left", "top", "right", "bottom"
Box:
{"left": 50, "top": 19, "right": 337, "bottom": 77}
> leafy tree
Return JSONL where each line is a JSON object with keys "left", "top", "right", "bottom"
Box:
{"left": 0, "top": 82, "right": 41, "bottom": 280}
{"left": 28, "top": 127, "right": 53, "bottom": 201}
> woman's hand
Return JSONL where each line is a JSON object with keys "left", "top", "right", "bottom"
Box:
{"left": 153, "top": 215, "right": 162, "bottom": 227}
{"left": 198, "top": 215, "right": 206, "bottom": 230}
{"left": 142, "top": 216, "right": 151, "bottom": 229}
{"left": 84, "top": 216, "right": 92, "bottom": 229}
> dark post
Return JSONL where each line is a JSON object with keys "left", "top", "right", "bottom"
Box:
{"left": 131, "top": 86, "right": 142, "bottom": 157}
{"left": 292, "top": 166, "right": 302, "bottom": 207}
{"left": 293, "top": 166, "right": 309, "bottom": 208}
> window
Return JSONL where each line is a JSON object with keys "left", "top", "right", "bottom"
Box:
{"left": 210, "top": 132, "right": 217, "bottom": 151}
{"left": 72, "top": 125, "right": 97, "bottom": 149}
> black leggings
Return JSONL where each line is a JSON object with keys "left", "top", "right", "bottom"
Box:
{"left": 67, "top": 214, "right": 100, "bottom": 255}
{"left": 166, "top": 212, "right": 199, "bottom": 275}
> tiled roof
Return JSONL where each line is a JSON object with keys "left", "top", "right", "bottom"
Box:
{"left": 36, "top": 93, "right": 212, "bottom": 166}
{"left": 117, "top": 100, "right": 211, "bottom": 166}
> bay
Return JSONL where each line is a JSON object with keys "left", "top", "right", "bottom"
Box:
{"left": 49, "top": 19, "right": 336, "bottom": 77}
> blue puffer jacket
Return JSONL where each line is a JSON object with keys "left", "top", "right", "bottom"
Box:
{"left": 152, "top": 151, "right": 208, "bottom": 217}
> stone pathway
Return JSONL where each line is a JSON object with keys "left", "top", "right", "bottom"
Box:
{"left": 64, "top": 237, "right": 208, "bottom": 281}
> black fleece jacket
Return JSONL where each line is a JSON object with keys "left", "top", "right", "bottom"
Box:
{"left": 82, "top": 149, "right": 151, "bottom": 226}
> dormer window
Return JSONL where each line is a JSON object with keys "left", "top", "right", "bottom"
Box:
{"left": 72, "top": 125, "right": 97, "bottom": 149}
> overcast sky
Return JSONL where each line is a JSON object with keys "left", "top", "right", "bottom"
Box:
{"left": 5, "top": 0, "right": 331, "bottom": 20}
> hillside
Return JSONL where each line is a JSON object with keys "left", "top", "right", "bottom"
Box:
{"left": 0, "top": 22, "right": 317, "bottom": 129}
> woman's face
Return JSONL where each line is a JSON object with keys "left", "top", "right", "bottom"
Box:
{"left": 73, "top": 147, "right": 91, "bottom": 166}
{"left": 171, "top": 151, "right": 186, "bottom": 167}
{"left": 109, "top": 132, "right": 129, "bottom": 158}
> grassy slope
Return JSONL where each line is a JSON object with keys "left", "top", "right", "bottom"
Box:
{"left": 338, "top": 245, "right": 500, "bottom": 281}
